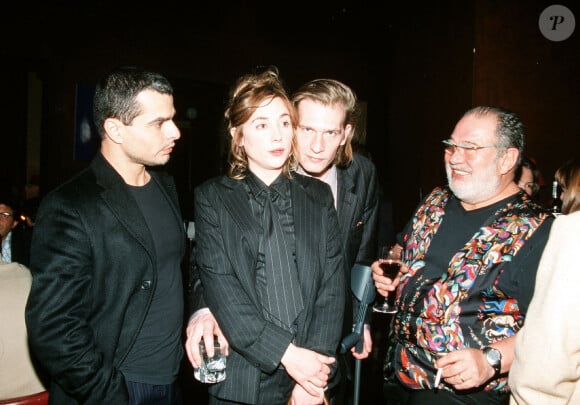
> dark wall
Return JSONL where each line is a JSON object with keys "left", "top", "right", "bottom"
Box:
{"left": 2, "top": 1, "right": 579, "bottom": 230}
{"left": 473, "top": 0, "right": 580, "bottom": 206}
{"left": 382, "top": 2, "right": 476, "bottom": 231}
{"left": 2, "top": 67, "right": 29, "bottom": 195}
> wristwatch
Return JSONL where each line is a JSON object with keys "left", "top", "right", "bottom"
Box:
{"left": 482, "top": 347, "right": 502, "bottom": 378}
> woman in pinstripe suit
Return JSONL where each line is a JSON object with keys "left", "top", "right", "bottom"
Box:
{"left": 191, "top": 68, "right": 346, "bottom": 404}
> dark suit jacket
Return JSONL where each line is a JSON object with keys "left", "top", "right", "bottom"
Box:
{"left": 337, "top": 154, "right": 380, "bottom": 277}
{"left": 25, "top": 152, "right": 185, "bottom": 405}
{"left": 9, "top": 225, "right": 32, "bottom": 267}
{"left": 189, "top": 154, "right": 379, "bottom": 311}
{"left": 332, "top": 153, "right": 380, "bottom": 388}
{"left": 194, "top": 173, "right": 346, "bottom": 404}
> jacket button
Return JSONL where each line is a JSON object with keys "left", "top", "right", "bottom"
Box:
{"left": 141, "top": 280, "right": 152, "bottom": 289}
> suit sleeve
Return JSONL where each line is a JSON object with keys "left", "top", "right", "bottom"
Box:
{"left": 187, "top": 243, "right": 208, "bottom": 315}
{"left": 509, "top": 212, "right": 580, "bottom": 404}
{"left": 194, "top": 185, "right": 295, "bottom": 374}
{"left": 302, "top": 190, "right": 346, "bottom": 357}
{"left": 354, "top": 161, "right": 380, "bottom": 326}
{"left": 354, "top": 161, "right": 380, "bottom": 266}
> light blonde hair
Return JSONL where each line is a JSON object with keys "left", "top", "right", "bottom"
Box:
{"left": 291, "top": 79, "right": 359, "bottom": 168}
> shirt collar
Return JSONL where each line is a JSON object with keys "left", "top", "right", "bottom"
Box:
{"left": 297, "top": 164, "right": 338, "bottom": 208}
{"left": 245, "top": 172, "right": 290, "bottom": 202}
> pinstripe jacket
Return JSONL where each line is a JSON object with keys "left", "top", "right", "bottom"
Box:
{"left": 194, "top": 172, "right": 346, "bottom": 404}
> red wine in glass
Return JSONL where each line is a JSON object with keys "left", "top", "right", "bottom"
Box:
{"left": 380, "top": 260, "right": 401, "bottom": 279}
{"left": 373, "top": 245, "right": 401, "bottom": 314}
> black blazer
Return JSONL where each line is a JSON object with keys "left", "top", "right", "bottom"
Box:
{"left": 189, "top": 154, "right": 379, "bottom": 312}
{"left": 9, "top": 225, "right": 32, "bottom": 267}
{"left": 194, "top": 173, "right": 346, "bottom": 404}
{"left": 337, "top": 154, "right": 380, "bottom": 276}
{"left": 326, "top": 153, "right": 381, "bottom": 390}
{"left": 25, "top": 152, "right": 185, "bottom": 404}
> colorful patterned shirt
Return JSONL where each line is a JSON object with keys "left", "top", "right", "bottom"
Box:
{"left": 386, "top": 187, "right": 552, "bottom": 393}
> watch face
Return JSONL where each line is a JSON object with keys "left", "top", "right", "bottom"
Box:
{"left": 486, "top": 348, "right": 501, "bottom": 365}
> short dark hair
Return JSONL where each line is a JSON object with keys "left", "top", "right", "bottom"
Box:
{"left": 93, "top": 66, "right": 174, "bottom": 138}
{"left": 464, "top": 106, "right": 525, "bottom": 166}
{"left": 515, "top": 156, "right": 540, "bottom": 183}
{"left": 0, "top": 192, "right": 19, "bottom": 221}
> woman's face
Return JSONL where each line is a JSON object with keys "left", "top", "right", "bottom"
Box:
{"left": 233, "top": 96, "right": 293, "bottom": 184}
{"left": 517, "top": 166, "right": 537, "bottom": 196}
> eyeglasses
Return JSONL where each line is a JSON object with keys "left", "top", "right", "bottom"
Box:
{"left": 442, "top": 139, "right": 500, "bottom": 155}
{"left": 0, "top": 212, "right": 14, "bottom": 220}
{"left": 297, "top": 125, "right": 343, "bottom": 139}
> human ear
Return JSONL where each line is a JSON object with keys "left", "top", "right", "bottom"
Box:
{"left": 104, "top": 118, "right": 124, "bottom": 144}
{"left": 499, "top": 148, "right": 519, "bottom": 174}
{"left": 341, "top": 124, "right": 353, "bottom": 146}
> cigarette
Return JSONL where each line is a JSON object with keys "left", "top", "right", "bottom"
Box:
{"left": 434, "top": 368, "right": 443, "bottom": 388}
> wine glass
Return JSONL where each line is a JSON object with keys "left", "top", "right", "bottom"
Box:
{"left": 372, "top": 245, "right": 402, "bottom": 314}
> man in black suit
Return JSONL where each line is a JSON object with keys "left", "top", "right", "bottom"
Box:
{"left": 290, "top": 79, "right": 381, "bottom": 405}
{"left": 186, "top": 78, "right": 381, "bottom": 404}
{"left": 0, "top": 196, "right": 32, "bottom": 267}
{"left": 25, "top": 66, "right": 185, "bottom": 404}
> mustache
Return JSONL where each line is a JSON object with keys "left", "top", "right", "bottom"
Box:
{"left": 448, "top": 164, "right": 472, "bottom": 173}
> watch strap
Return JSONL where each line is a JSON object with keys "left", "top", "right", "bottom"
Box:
{"left": 483, "top": 347, "right": 501, "bottom": 378}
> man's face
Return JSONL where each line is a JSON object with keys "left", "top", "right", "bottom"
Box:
{"left": 118, "top": 90, "right": 181, "bottom": 167}
{"left": 0, "top": 203, "right": 17, "bottom": 239}
{"left": 444, "top": 114, "right": 507, "bottom": 207}
{"left": 295, "top": 99, "right": 351, "bottom": 179}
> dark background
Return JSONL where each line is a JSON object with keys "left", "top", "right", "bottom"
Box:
{"left": 1, "top": 1, "right": 578, "bottom": 402}
{"left": 3, "top": 0, "right": 579, "bottom": 229}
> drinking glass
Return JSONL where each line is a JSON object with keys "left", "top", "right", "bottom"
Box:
{"left": 372, "top": 245, "right": 402, "bottom": 314}
{"left": 193, "top": 338, "right": 227, "bottom": 383}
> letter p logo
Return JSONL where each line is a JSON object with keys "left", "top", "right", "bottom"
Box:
{"left": 539, "top": 5, "right": 576, "bottom": 41}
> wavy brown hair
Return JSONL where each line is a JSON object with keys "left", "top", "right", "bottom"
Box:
{"left": 224, "top": 68, "right": 298, "bottom": 180}
{"left": 555, "top": 157, "right": 580, "bottom": 214}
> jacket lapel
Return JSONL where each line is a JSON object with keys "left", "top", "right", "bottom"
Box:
{"left": 91, "top": 153, "right": 156, "bottom": 256}
{"left": 217, "top": 177, "right": 261, "bottom": 255}
{"left": 291, "top": 178, "right": 318, "bottom": 304}
{"left": 337, "top": 167, "right": 358, "bottom": 246}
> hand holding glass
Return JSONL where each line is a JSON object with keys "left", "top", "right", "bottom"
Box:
{"left": 193, "top": 338, "right": 227, "bottom": 383}
{"left": 372, "top": 245, "right": 402, "bottom": 314}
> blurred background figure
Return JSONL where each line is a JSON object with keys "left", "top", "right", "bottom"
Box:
{"left": 0, "top": 261, "right": 48, "bottom": 400}
{"left": 20, "top": 175, "right": 42, "bottom": 227}
{"left": 554, "top": 157, "right": 580, "bottom": 215}
{"left": 515, "top": 156, "right": 543, "bottom": 200}
{"left": 0, "top": 194, "right": 32, "bottom": 267}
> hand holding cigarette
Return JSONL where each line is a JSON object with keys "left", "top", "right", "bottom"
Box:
{"left": 434, "top": 367, "right": 443, "bottom": 388}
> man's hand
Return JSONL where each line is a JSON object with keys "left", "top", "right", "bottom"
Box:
{"left": 435, "top": 348, "right": 495, "bottom": 390}
{"left": 289, "top": 382, "right": 326, "bottom": 405}
{"left": 185, "top": 309, "right": 229, "bottom": 368}
{"left": 281, "top": 344, "right": 335, "bottom": 396}
{"left": 372, "top": 244, "right": 407, "bottom": 297}
{"left": 351, "top": 325, "right": 373, "bottom": 360}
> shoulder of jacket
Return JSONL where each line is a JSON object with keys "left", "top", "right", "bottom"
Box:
{"left": 352, "top": 153, "right": 375, "bottom": 167}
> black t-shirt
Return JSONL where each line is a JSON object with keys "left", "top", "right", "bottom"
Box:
{"left": 397, "top": 193, "right": 552, "bottom": 312}
{"left": 121, "top": 179, "right": 184, "bottom": 385}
